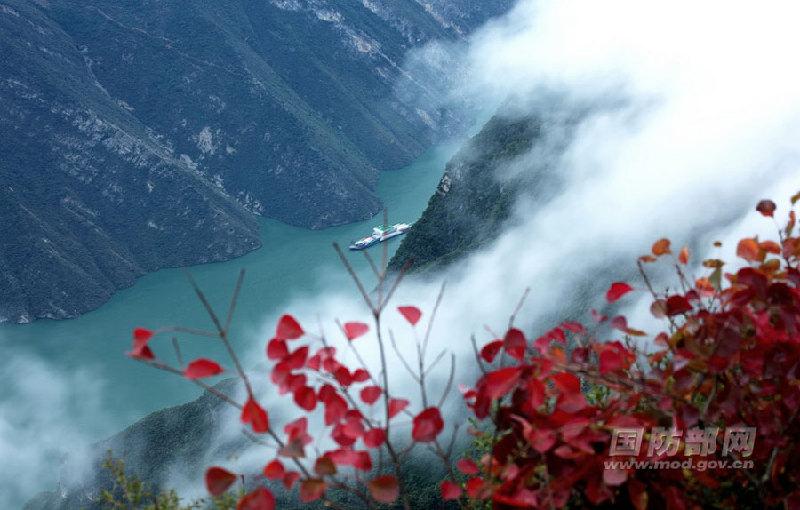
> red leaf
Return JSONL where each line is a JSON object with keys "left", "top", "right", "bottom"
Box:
{"left": 129, "top": 328, "right": 156, "bottom": 360}
{"left": 279, "top": 438, "right": 307, "bottom": 458}
{"left": 128, "top": 344, "right": 155, "bottom": 361}
{"left": 363, "top": 428, "right": 387, "bottom": 448}
{"left": 343, "top": 322, "right": 369, "bottom": 341}
{"left": 528, "top": 379, "right": 546, "bottom": 409}
{"left": 326, "top": 449, "right": 372, "bottom": 471}
{"left": 205, "top": 466, "right": 237, "bottom": 496}
{"left": 387, "top": 398, "right": 409, "bottom": 418}
{"left": 412, "top": 407, "right": 444, "bottom": 442}
{"left": 599, "top": 349, "right": 625, "bottom": 374}
{"left": 324, "top": 393, "right": 348, "bottom": 426}
{"left": 606, "top": 282, "right": 634, "bottom": 303}
{"left": 557, "top": 392, "right": 588, "bottom": 413}
{"left": 133, "top": 327, "right": 154, "bottom": 344}
{"left": 756, "top": 199, "right": 777, "bottom": 217}
{"left": 531, "top": 427, "right": 557, "bottom": 453}
{"left": 652, "top": 238, "right": 672, "bottom": 256}
{"left": 504, "top": 328, "right": 526, "bottom": 360}
{"left": 561, "top": 321, "right": 585, "bottom": 334}
{"left": 481, "top": 367, "right": 522, "bottom": 400}
{"left": 184, "top": 358, "right": 223, "bottom": 379}
{"left": 314, "top": 456, "right": 337, "bottom": 476}
{"left": 480, "top": 340, "right": 503, "bottom": 363}
{"left": 368, "top": 475, "right": 399, "bottom": 504}
{"left": 552, "top": 372, "right": 580, "bottom": 394}
{"left": 333, "top": 366, "right": 353, "bottom": 387}
{"left": 275, "top": 314, "right": 304, "bottom": 340}
{"left": 299, "top": 479, "right": 326, "bottom": 503}
{"left": 360, "top": 385, "right": 382, "bottom": 405}
{"left": 610, "top": 315, "right": 646, "bottom": 336}
{"left": 284, "top": 417, "right": 311, "bottom": 445}
{"left": 237, "top": 487, "right": 275, "bottom": 510}
{"left": 737, "top": 238, "right": 762, "bottom": 262}
{"left": 441, "top": 481, "right": 462, "bottom": 500}
{"left": 267, "top": 338, "right": 288, "bottom": 360}
{"left": 397, "top": 306, "right": 422, "bottom": 325}
{"left": 465, "top": 478, "right": 485, "bottom": 499}
{"left": 548, "top": 327, "right": 566, "bottom": 343}
{"left": 282, "top": 471, "right": 300, "bottom": 489}
{"left": 665, "top": 295, "right": 692, "bottom": 316}
{"left": 285, "top": 346, "right": 309, "bottom": 370}
{"left": 352, "top": 369, "right": 371, "bottom": 383}
{"left": 293, "top": 386, "right": 317, "bottom": 411}
{"left": 679, "top": 246, "right": 690, "bottom": 265}
{"left": 306, "top": 354, "right": 321, "bottom": 371}
{"left": 241, "top": 397, "right": 269, "bottom": 434}
{"left": 456, "top": 458, "right": 479, "bottom": 475}
{"left": 263, "top": 460, "right": 284, "bottom": 480}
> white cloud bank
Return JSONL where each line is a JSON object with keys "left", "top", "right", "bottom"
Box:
{"left": 0, "top": 352, "right": 108, "bottom": 508}
{"left": 398, "top": 0, "right": 800, "bottom": 332}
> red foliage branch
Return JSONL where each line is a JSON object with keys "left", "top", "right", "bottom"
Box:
{"left": 128, "top": 196, "right": 800, "bottom": 509}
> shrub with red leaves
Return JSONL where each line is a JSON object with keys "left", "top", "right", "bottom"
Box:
{"left": 128, "top": 196, "right": 800, "bottom": 509}
{"left": 454, "top": 195, "right": 800, "bottom": 509}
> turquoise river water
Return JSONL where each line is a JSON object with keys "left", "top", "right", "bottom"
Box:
{"left": 0, "top": 144, "right": 456, "bottom": 444}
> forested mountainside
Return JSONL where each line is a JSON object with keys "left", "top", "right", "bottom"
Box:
{"left": 0, "top": 0, "right": 513, "bottom": 323}
{"left": 389, "top": 110, "right": 558, "bottom": 272}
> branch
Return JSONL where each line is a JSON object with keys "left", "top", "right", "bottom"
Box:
{"left": 333, "top": 242, "right": 375, "bottom": 313}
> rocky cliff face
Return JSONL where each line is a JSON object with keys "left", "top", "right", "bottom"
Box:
{"left": 0, "top": 0, "right": 262, "bottom": 323}
{"left": 0, "top": 0, "right": 513, "bottom": 323}
{"left": 389, "top": 112, "right": 541, "bottom": 271}
{"left": 389, "top": 103, "right": 579, "bottom": 271}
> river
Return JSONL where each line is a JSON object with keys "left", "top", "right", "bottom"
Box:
{"left": 0, "top": 145, "right": 456, "bottom": 504}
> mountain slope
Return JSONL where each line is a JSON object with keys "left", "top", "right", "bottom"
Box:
{"left": 0, "top": 0, "right": 513, "bottom": 323}
{"left": 389, "top": 102, "right": 580, "bottom": 271}
{"left": 389, "top": 113, "right": 541, "bottom": 271}
{"left": 0, "top": 1, "right": 261, "bottom": 323}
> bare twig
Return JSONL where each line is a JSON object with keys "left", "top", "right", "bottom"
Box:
{"left": 437, "top": 354, "right": 457, "bottom": 409}
{"left": 508, "top": 286, "right": 531, "bottom": 329}
{"left": 159, "top": 326, "right": 220, "bottom": 339}
{"left": 424, "top": 349, "right": 448, "bottom": 377}
{"left": 378, "top": 260, "right": 412, "bottom": 313}
{"left": 389, "top": 330, "right": 421, "bottom": 383}
{"left": 362, "top": 251, "right": 381, "bottom": 280}
{"left": 185, "top": 271, "right": 253, "bottom": 396}
{"left": 422, "top": 282, "right": 446, "bottom": 360}
{"left": 171, "top": 337, "right": 184, "bottom": 367}
{"left": 381, "top": 208, "right": 389, "bottom": 275}
{"left": 470, "top": 334, "right": 488, "bottom": 375}
{"left": 184, "top": 271, "right": 225, "bottom": 334}
{"left": 333, "top": 242, "right": 375, "bottom": 313}
{"left": 225, "top": 269, "right": 245, "bottom": 332}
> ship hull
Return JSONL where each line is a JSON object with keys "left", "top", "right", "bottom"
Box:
{"left": 348, "top": 224, "right": 411, "bottom": 250}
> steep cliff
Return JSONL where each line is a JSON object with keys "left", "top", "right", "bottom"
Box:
{"left": 389, "top": 112, "right": 541, "bottom": 271}
{"left": 389, "top": 103, "right": 580, "bottom": 272}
